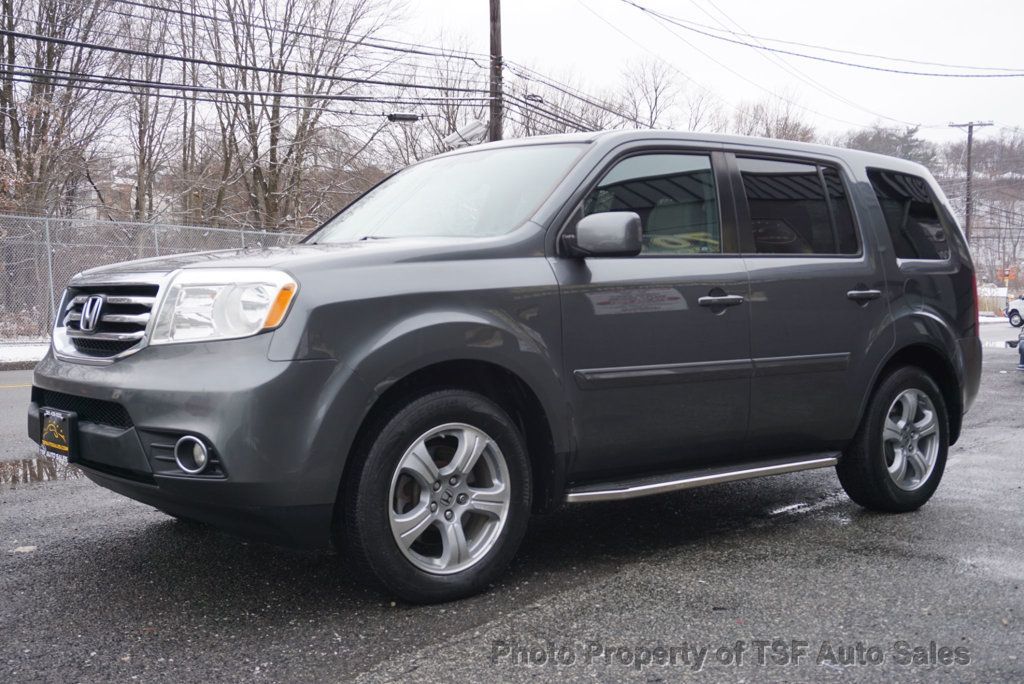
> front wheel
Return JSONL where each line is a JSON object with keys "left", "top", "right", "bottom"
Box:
{"left": 837, "top": 366, "right": 948, "bottom": 512}
{"left": 1009, "top": 310, "right": 1023, "bottom": 327}
{"left": 342, "top": 390, "right": 531, "bottom": 603}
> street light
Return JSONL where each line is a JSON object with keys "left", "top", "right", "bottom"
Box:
{"left": 387, "top": 112, "right": 421, "bottom": 123}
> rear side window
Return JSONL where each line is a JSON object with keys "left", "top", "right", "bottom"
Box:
{"left": 736, "top": 158, "right": 860, "bottom": 256}
{"left": 867, "top": 169, "right": 950, "bottom": 260}
{"left": 583, "top": 153, "right": 724, "bottom": 255}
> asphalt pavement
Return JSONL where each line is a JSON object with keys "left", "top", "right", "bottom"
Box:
{"left": 1, "top": 334, "right": 1022, "bottom": 682}
{"left": 0, "top": 370, "right": 32, "bottom": 461}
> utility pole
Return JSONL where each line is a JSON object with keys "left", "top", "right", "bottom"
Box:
{"left": 488, "top": 0, "right": 503, "bottom": 142}
{"left": 949, "top": 120, "right": 993, "bottom": 243}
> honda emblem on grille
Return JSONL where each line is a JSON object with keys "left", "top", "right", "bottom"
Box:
{"left": 79, "top": 295, "right": 105, "bottom": 333}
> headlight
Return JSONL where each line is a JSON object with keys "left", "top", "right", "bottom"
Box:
{"left": 150, "top": 269, "right": 298, "bottom": 346}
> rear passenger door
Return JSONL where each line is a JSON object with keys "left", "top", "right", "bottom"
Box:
{"left": 727, "top": 154, "right": 894, "bottom": 457}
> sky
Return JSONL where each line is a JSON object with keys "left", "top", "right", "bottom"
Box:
{"left": 390, "top": 0, "right": 1024, "bottom": 145}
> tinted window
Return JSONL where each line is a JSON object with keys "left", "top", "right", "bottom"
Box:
{"left": 311, "top": 144, "right": 584, "bottom": 242}
{"left": 823, "top": 167, "right": 859, "bottom": 255}
{"left": 583, "top": 154, "right": 724, "bottom": 255}
{"left": 737, "top": 158, "right": 859, "bottom": 255}
{"left": 867, "top": 169, "right": 950, "bottom": 260}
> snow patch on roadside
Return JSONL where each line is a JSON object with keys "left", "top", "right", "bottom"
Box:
{"left": 0, "top": 343, "right": 49, "bottom": 363}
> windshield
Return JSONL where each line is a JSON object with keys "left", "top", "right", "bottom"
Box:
{"left": 310, "top": 144, "right": 585, "bottom": 242}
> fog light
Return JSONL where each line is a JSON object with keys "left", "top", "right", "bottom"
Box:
{"left": 174, "top": 435, "right": 210, "bottom": 474}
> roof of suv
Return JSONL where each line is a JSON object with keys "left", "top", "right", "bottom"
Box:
{"left": 452, "top": 129, "right": 930, "bottom": 176}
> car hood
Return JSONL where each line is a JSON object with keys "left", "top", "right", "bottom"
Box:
{"left": 72, "top": 235, "right": 513, "bottom": 283}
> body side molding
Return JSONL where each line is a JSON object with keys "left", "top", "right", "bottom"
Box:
{"left": 574, "top": 352, "right": 850, "bottom": 389}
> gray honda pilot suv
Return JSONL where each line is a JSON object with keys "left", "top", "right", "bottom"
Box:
{"left": 29, "top": 131, "right": 982, "bottom": 603}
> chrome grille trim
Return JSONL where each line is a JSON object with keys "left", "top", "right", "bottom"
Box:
{"left": 106, "top": 295, "right": 157, "bottom": 306}
{"left": 65, "top": 330, "right": 146, "bottom": 341}
{"left": 100, "top": 313, "right": 152, "bottom": 325}
{"left": 52, "top": 273, "right": 171, "bottom": 365}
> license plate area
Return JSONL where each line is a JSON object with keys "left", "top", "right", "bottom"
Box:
{"left": 40, "top": 408, "right": 78, "bottom": 464}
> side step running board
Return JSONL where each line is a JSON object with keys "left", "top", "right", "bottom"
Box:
{"left": 565, "top": 454, "right": 839, "bottom": 503}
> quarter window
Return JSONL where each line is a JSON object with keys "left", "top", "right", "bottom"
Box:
{"left": 582, "top": 154, "right": 724, "bottom": 255}
{"left": 867, "top": 169, "right": 951, "bottom": 260}
{"left": 737, "top": 158, "right": 860, "bottom": 255}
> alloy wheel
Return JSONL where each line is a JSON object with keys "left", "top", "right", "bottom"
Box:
{"left": 881, "top": 389, "right": 940, "bottom": 491}
{"left": 387, "top": 423, "right": 511, "bottom": 575}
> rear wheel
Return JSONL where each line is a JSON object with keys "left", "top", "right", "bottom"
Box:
{"left": 1009, "top": 310, "right": 1023, "bottom": 327}
{"left": 343, "top": 390, "right": 531, "bottom": 603}
{"left": 837, "top": 366, "right": 948, "bottom": 512}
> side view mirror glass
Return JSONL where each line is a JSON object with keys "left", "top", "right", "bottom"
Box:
{"left": 567, "top": 212, "right": 642, "bottom": 257}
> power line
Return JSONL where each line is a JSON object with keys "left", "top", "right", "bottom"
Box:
{"left": 76, "top": 0, "right": 639, "bottom": 129}
{"left": 504, "top": 62, "right": 643, "bottom": 128}
{"left": 573, "top": 0, "right": 732, "bottom": 114}
{"left": 1, "top": 63, "right": 493, "bottom": 105}
{"left": 505, "top": 93, "right": 591, "bottom": 132}
{"left": 22, "top": 1, "right": 623, "bottom": 126}
{"left": 1, "top": 28, "right": 493, "bottom": 95}
{"left": 586, "top": 0, "right": 878, "bottom": 129}
{"left": 634, "top": 3, "right": 1024, "bottom": 73}
{"left": 6, "top": 10, "right": 492, "bottom": 89}
{"left": 0, "top": 69, "right": 427, "bottom": 119}
{"left": 32, "top": 4, "right": 493, "bottom": 88}
{"left": 686, "top": 0, "right": 921, "bottom": 127}
{"left": 106, "top": 0, "right": 493, "bottom": 64}
{"left": 620, "top": 0, "right": 1024, "bottom": 78}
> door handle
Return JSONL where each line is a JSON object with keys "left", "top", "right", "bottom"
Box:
{"left": 846, "top": 289, "right": 882, "bottom": 302}
{"left": 698, "top": 294, "right": 745, "bottom": 307}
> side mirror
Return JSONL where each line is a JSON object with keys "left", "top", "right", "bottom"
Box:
{"left": 566, "top": 212, "right": 642, "bottom": 257}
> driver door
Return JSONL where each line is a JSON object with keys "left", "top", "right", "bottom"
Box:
{"left": 552, "top": 149, "right": 752, "bottom": 481}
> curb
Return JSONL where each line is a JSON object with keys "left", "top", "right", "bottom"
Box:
{"left": 0, "top": 361, "right": 39, "bottom": 372}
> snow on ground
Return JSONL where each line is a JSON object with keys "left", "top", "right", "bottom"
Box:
{"left": 979, "top": 316, "right": 1020, "bottom": 349}
{"left": 0, "top": 342, "right": 49, "bottom": 364}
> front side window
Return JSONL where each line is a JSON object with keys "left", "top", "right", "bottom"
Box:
{"left": 310, "top": 144, "right": 585, "bottom": 242}
{"left": 867, "top": 169, "right": 951, "bottom": 260}
{"left": 582, "top": 153, "right": 724, "bottom": 255}
{"left": 737, "top": 158, "right": 860, "bottom": 256}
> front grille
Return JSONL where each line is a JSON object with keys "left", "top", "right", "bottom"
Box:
{"left": 69, "top": 338, "right": 138, "bottom": 357}
{"left": 33, "top": 388, "right": 134, "bottom": 429}
{"left": 61, "top": 284, "right": 159, "bottom": 359}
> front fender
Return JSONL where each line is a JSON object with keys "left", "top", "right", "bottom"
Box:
{"left": 278, "top": 253, "right": 568, "bottom": 501}
{"left": 347, "top": 311, "right": 570, "bottom": 452}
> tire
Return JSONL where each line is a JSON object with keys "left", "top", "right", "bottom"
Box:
{"left": 1009, "top": 310, "right": 1023, "bottom": 327}
{"left": 342, "top": 389, "right": 532, "bottom": 603}
{"left": 837, "top": 366, "right": 949, "bottom": 513}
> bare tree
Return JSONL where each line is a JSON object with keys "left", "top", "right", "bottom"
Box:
{"left": 120, "top": 4, "right": 178, "bottom": 221}
{"left": 620, "top": 59, "right": 678, "bottom": 129}
{"left": 0, "top": 0, "right": 121, "bottom": 215}
{"left": 205, "top": 0, "right": 395, "bottom": 229}
{"left": 732, "top": 97, "right": 816, "bottom": 142}
{"left": 681, "top": 87, "right": 726, "bottom": 133}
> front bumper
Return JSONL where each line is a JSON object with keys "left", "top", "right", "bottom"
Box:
{"left": 28, "top": 334, "right": 372, "bottom": 548}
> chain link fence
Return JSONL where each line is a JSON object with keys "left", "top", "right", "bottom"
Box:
{"left": 0, "top": 214, "right": 305, "bottom": 341}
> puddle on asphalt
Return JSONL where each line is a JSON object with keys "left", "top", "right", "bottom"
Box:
{"left": 0, "top": 457, "right": 83, "bottom": 486}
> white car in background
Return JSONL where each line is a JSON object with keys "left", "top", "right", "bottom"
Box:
{"left": 1006, "top": 296, "right": 1024, "bottom": 327}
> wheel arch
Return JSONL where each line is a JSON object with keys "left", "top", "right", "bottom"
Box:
{"left": 334, "top": 354, "right": 569, "bottom": 541}
{"left": 863, "top": 342, "right": 964, "bottom": 446}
